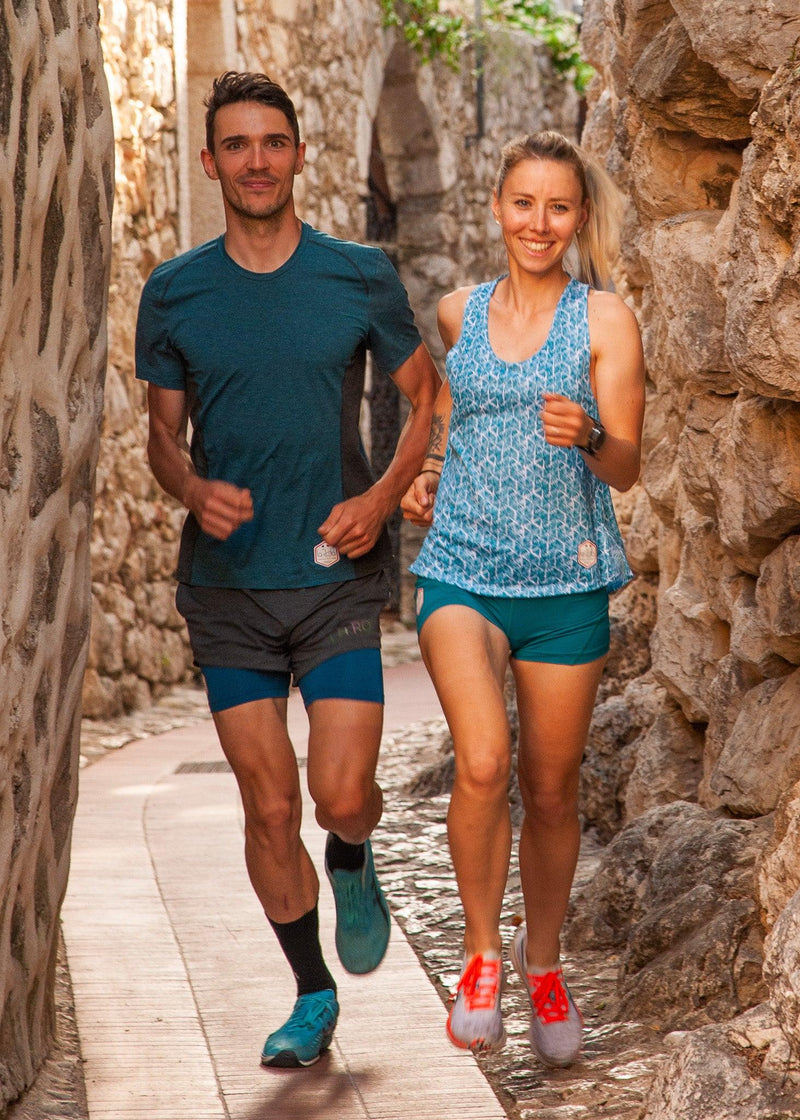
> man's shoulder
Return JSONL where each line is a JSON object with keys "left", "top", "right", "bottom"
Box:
{"left": 143, "top": 238, "right": 223, "bottom": 301}
{"left": 303, "top": 225, "right": 389, "bottom": 283}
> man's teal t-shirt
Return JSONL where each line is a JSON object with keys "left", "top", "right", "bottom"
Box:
{"left": 135, "top": 223, "right": 422, "bottom": 589}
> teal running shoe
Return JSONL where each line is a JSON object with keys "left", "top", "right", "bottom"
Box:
{"left": 260, "top": 989, "right": 339, "bottom": 1068}
{"left": 325, "top": 836, "right": 391, "bottom": 974}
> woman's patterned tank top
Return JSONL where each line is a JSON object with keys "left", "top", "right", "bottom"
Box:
{"left": 411, "top": 276, "right": 633, "bottom": 597}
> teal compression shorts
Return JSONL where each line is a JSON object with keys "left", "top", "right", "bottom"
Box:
{"left": 414, "top": 577, "right": 609, "bottom": 665}
{"left": 201, "top": 648, "right": 384, "bottom": 713}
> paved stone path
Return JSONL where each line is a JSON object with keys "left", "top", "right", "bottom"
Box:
{"left": 13, "top": 622, "right": 670, "bottom": 1118}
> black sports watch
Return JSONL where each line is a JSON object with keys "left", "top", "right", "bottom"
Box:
{"left": 579, "top": 417, "right": 606, "bottom": 457}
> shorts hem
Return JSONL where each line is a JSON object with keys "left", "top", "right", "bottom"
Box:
{"left": 510, "top": 645, "right": 609, "bottom": 666}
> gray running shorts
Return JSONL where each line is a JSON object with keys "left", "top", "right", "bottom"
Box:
{"left": 176, "top": 569, "right": 389, "bottom": 684}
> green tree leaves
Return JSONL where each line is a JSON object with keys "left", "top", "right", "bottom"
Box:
{"left": 379, "top": 0, "right": 594, "bottom": 93}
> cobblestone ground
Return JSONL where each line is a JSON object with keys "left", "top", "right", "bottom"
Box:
{"left": 373, "top": 718, "right": 669, "bottom": 1120}
{"left": 16, "top": 623, "right": 669, "bottom": 1118}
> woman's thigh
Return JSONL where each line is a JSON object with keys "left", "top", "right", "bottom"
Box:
{"left": 512, "top": 656, "right": 606, "bottom": 799}
{"left": 420, "top": 604, "right": 512, "bottom": 774}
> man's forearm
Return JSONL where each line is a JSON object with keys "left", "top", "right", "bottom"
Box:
{"left": 147, "top": 429, "right": 197, "bottom": 510}
{"left": 369, "top": 397, "right": 437, "bottom": 515}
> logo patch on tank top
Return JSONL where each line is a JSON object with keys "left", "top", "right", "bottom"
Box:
{"left": 577, "top": 540, "right": 598, "bottom": 569}
{"left": 314, "top": 542, "right": 340, "bottom": 568}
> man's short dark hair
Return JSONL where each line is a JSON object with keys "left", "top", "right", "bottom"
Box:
{"left": 204, "top": 71, "right": 301, "bottom": 152}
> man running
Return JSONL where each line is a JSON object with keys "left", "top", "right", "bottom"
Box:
{"left": 135, "top": 70, "right": 440, "bottom": 1068}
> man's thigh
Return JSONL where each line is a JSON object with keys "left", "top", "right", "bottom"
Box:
{"left": 305, "top": 697, "right": 384, "bottom": 805}
{"left": 212, "top": 696, "right": 302, "bottom": 814}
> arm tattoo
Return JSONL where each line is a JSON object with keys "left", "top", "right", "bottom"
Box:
{"left": 426, "top": 412, "right": 445, "bottom": 457}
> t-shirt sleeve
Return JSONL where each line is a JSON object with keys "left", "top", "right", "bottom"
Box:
{"left": 135, "top": 271, "right": 187, "bottom": 389}
{"left": 366, "top": 250, "right": 422, "bottom": 376}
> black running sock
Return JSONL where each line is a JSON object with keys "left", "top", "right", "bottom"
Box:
{"left": 325, "top": 832, "right": 365, "bottom": 872}
{"left": 268, "top": 906, "right": 337, "bottom": 997}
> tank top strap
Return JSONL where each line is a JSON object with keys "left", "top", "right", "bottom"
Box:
{"left": 460, "top": 278, "right": 499, "bottom": 335}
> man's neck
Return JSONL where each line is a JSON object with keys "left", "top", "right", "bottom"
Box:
{"left": 223, "top": 210, "right": 303, "bottom": 274}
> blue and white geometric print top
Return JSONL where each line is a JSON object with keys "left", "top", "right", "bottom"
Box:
{"left": 411, "top": 276, "right": 633, "bottom": 597}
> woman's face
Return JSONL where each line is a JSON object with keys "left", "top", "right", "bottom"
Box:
{"left": 492, "top": 158, "right": 588, "bottom": 277}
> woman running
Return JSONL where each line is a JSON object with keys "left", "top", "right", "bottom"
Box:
{"left": 401, "top": 131, "right": 645, "bottom": 1067}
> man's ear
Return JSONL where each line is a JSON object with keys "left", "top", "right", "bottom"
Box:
{"left": 200, "top": 148, "right": 219, "bottom": 182}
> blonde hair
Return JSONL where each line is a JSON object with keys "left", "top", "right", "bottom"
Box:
{"left": 494, "top": 131, "right": 623, "bottom": 291}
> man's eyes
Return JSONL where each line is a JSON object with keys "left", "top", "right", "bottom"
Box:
{"left": 223, "top": 139, "right": 289, "bottom": 151}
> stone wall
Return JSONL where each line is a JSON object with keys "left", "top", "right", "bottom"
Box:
{"left": 84, "top": 0, "right": 579, "bottom": 716}
{"left": 569, "top": 3, "right": 800, "bottom": 1115}
{"left": 0, "top": 0, "right": 113, "bottom": 1106}
{"left": 83, "top": 0, "right": 188, "bottom": 718}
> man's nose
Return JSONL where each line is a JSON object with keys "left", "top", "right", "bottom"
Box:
{"left": 247, "top": 145, "right": 270, "bottom": 169}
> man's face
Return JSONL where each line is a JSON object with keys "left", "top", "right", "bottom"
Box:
{"left": 201, "top": 101, "right": 305, "bottom": 223}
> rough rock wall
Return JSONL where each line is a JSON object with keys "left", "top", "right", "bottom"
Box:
{"left": 0, "top": 0, "right": 113, "bottom": 1105}
{"left": 571, "top": 2, "right": 800, "bottom": 1114}
{"left": 84, "top": 0, "right": 578, "bottom": 716}
{"left": 83, "top": 0, "right": 187, "bottom": 718}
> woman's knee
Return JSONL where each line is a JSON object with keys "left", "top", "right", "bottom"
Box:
{"left": 454, "top": 744, "right": 511, "bottom": 799}
{"left": 520, "top": 782, "right": 578, "bottom": 828}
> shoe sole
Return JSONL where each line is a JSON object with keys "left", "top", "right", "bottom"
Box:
{"left": 446, "top": 1017, "right": 507, "bottom": 1053}
{"left": 261, "top": 1032, "right": 334, "bottom": 1069}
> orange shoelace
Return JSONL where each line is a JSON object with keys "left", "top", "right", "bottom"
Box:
{"left": 528, "top": 969, "right": 570, "bottom": 1023}
{"left": 457, "top": 955, "right": 502, "bottom": 1010}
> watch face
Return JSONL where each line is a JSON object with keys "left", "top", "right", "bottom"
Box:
{"left": 590, "top": 423, "right": 606, "bottom": 453}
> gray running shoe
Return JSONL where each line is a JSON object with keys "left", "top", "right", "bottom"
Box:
{"left": 510, "top": 925, "right": 582, "bottom": 1067}
{"left": 447, "top": 953, "right": 506, "bottom": 1052}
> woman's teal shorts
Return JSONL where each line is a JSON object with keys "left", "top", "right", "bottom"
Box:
{"left": 414, "top": 577, "right": 609, "bottom": 665}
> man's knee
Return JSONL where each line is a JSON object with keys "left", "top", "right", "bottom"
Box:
{"left": 242, "top": 788, "right": 302, "bottom": 845}
{"left": 315, "top": 781, "right": 372, "bottom": 826}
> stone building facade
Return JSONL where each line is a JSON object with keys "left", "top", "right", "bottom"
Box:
{"left": 0, "top": 0, "right": 114, "bottom": 1105}
{"left": 84, "top": 0, "right": 578, "bottom": 718}
{"left": 566, "top": 3, "right": 800, "bottom": 1115}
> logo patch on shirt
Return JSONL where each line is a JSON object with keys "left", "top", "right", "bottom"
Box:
{"left": 314, "top": 542, "right": 340, "bottom": 568}
{"left": 577, "top": 540, "right": 598, "bottom": 569}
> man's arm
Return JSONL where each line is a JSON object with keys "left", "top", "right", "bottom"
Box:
{"left": 146, "top": 383, "right": 254, "bottom": 541}
{"left": 318, "top": 341, "right": 441, "bottom": 558}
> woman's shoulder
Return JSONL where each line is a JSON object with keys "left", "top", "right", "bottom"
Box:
{"left": 587, "top": 288, "right": 642, "bottom": 348}
{"left": 587, "top": 287, "right": 637, "bottom": 322}
{"left": 437, "top": 285, "right": 480, "bottom": 349}
{"left": 438, "top": 284, "right": 478, "bottom": 317}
